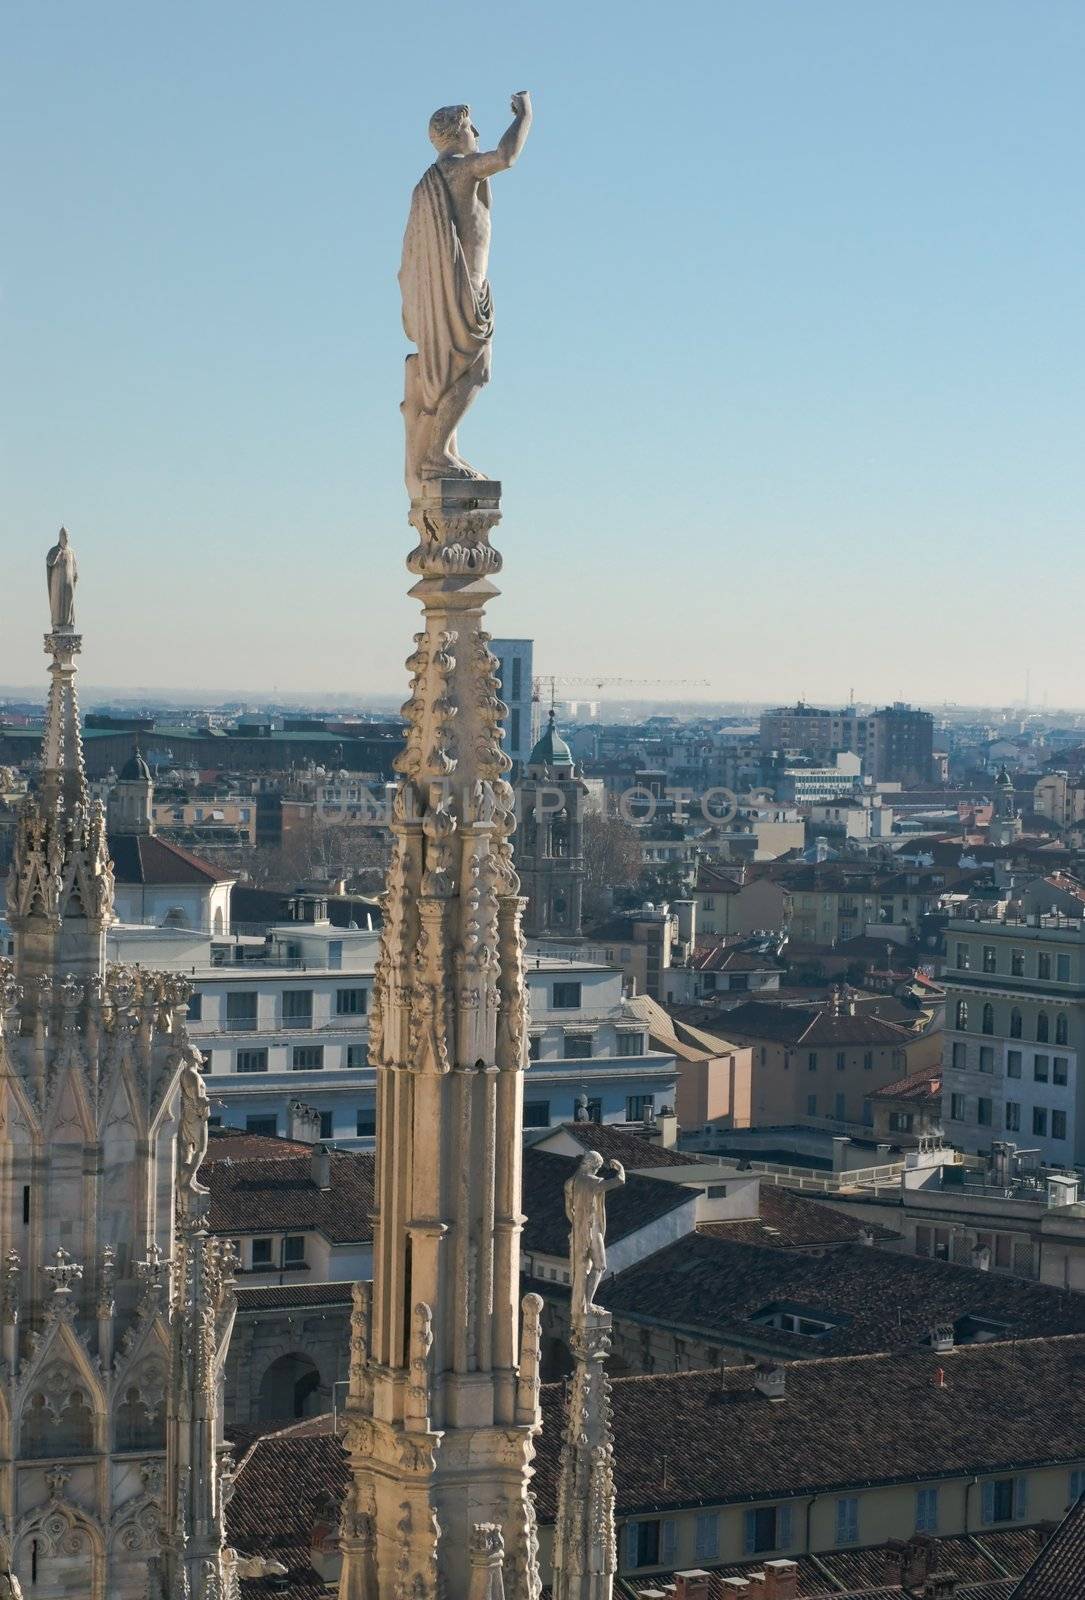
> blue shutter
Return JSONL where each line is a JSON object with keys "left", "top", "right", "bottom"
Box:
{"left": 1014, "top": 1477, "right": 1029, "bottom": 1522}
{"left": 695, "top": 1513, "right": 719, "bottom": 1561}
{"left": 981, "top": 1482, "right": 996, "bottom": 1525}
{"left": 777, "top": 1502, "right": 793, "bottom": 1549}
{"left": 916, "top": 1488, "right": 938, "bottom": 1532}
{"left": 624, "top": 1522, "right": 639, "bottom": 1569}
{"left": 1071, "top": 1470, "right": 1085, "bottom": 1502}
{"left": 744, "top": 1510, "right": 757, "bottom": 1555}
{"left": 836, "top": 1497, "right": 858, "bottom": 1544}
{"left": 661, "top": 1519, "right": 678, "bottom": 1565}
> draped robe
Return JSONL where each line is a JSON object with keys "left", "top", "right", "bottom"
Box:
{"left": 399, "top": 162, "right": 495, "bottom": 415}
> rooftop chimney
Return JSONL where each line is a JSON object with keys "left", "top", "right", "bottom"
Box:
{"left": 923, "top": 1575, "right": 959, "bottom": 1600}
{"left": 754, "top": 1363, "right": 786, "bottom": 1402}
{"left": 674, "top": 1572, "right": 713, "bottom": 1600}
{"left": 886, "top": 1536, "right": 935, "bottom": 1589}
{"left": 310, "top": 1143, "right": 331, "bottom": 1191}
{"left": 929, "top": 1325, "right": 955, "bottom": 1355}
{"left": 971, "top": 1243, "right": 992, "bottom": 1272}
{"left": 763, "top": 1561, "right": 799, "bottom": 1600}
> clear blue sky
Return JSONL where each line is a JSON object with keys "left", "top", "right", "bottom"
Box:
{"left": 2, "top": 1, "right": 1082, "bottom": 706}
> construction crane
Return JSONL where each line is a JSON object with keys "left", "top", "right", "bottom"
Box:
{"left": 532, "top": 673, "right": 710, "bottom": 707}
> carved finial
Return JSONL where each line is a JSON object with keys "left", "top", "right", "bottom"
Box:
{"left": 44, "top": 1248, "right": 83, "bottom": 1316}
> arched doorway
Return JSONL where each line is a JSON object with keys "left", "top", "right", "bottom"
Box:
{"left": 258, "top": 1353, "right": 322, "bottom": 1422}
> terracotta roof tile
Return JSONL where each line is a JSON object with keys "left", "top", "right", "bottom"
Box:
{"left": 109, "top": 831, "right": 234, "bottom": 884}
{"left": 207, "top": 1150, "right": 375, "bottom": 1243}
{"left": 551, "top": 1124, "right": 703, "bottom": 1169}
{"left": 534, "top": 1336, "right": 1085, "bottom": 1519}
{"left": 697, "top": 1186, "right": 897, "bottom": 1249}
{"left": 597, "top": 1233, "right": 1085, "bottom": 1358}
{"left": 1011, "top": 1494, "right": 1085, "bottom": 1599}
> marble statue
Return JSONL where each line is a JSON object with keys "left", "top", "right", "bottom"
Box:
{"left": 399, "top": 91, "right": 533, "bottom": 495}
{"left": 0, "top": 1572, "right": 25, "bottom": 1599}
{"left": 46, "top": 527, "right": 77, "bottom": 630}
{"left": 177, "top": 1043, "right": 211, "bottom": 1195}
{"left": 565, "top": 1152, "right": 625, "bottom": 1315}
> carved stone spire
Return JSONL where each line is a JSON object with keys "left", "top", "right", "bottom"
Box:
{"left": 7, "top": 531, "right": 113, "bottom": 989}
{"left": 339, "top": 474, "right": 541, "bottom": 1599}
{"left": 550, "top": 1162, "right": 622, "bottom": 1600}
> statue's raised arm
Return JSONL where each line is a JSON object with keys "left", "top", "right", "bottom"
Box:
{"left": 399, "top": 93, "right": 533, "bottom": 497}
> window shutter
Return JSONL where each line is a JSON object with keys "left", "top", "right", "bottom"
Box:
{"left": 981, "top": 1482, "right": 995, "bottom": 1525}
{"left": 1014, "top": 1477, "right": 1029, "bottom": 1522}
{"left": 835, "top": 1500, "right": 847, "bottom": 1544}
{"left": 778, "top": 1503, "right": 793, "bottom": 1549}
{"left": 849, "top": 1499, "right": 859, "bottom": 1543}
{"left": 624, "top": 1522, "right": 639, "bottom": 1569}
{"left": 1071, "top": 1470, "right": 1085, "bottom": 1502}
{"left": 695, "top": 1513, "right": 719, "bottom": 1562}
{"left": 661, "top": 1520, "right": 678, "bottom": 1565}
{"left": 744, "top": 1511, "right": 757, "bottom": 1556}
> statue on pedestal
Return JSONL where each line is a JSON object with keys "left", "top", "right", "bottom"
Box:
{"left": 400, "top": 92, "right": 532, "bottom": 496}
{"left": 177, "top": 1043, "right": 211, "bottom": 1196}
{"left": 565, "top": 1152, "right": 625, "bottom": 1316}
{"left": 46, "top": 527, "right": 78, "bottom": 630}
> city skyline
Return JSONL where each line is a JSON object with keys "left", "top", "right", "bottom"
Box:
{"left": 3, "top": 2, "right": 1083, "bottom": 703}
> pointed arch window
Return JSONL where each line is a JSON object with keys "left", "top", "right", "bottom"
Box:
{"left": 955, "top": 1001, "right": 968, "bottom": 1031}
{"left": 1037, "top": 1012, "right": 1050, "bottom": 1044}
{"left": 981, "top": 1004, "right": 994, "bottom": 1036}
{"left": 1010, "top": 1009, "right": 1023, "bottom": 1039}
{"left": 1056, "top": 1013, "right": 1069, "bottom": 1046}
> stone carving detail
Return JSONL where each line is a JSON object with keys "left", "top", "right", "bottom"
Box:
{"left": 43, "top": 1249, "right": 83, "bottom": 1318}
{"left": 551, "top": 1160, "right": 622, "bottom": 1599}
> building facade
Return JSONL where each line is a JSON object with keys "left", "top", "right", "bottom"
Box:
{"left": 941, "top": 912, "right": 1085, "bottom": 1165}
{"left": 491, "top": 636, "right": 535, "bottom": 774}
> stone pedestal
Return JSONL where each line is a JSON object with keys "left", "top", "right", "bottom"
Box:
{"left": 550, "top": 1308, "right": 617, "bottom": 1600}
{"left": 338, "top": 483, "right": 541, "bottom": 1600}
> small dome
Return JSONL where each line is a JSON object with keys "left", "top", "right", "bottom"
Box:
{"left": 119, "top": 749, "right": 151, "bottom": 783}
{"left": 529, "top": 709, "right": 573, "bottom": 769}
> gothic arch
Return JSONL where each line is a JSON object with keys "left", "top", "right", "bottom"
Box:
{"left": 255, "top": 1346, "right": 325, "bottom": 1423}
{"left": 15, "top": 1499, "right": 105, "bottom": 1598}
{"left": 15, "top": 1317, "right": 108, "bottom": 1458}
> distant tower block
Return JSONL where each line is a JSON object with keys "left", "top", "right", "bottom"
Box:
{"left": 517, "top": 710, "right": 588, "bottom": 940}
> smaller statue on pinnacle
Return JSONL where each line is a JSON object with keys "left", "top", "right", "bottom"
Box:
{"left": 565, "top": 1152, "right": 625, "bottom": 1316}
{"left": 46, "top": 527, "right": 78, "bottom": 631}
{"left": 399, "top": 92, "right": 533, "bottom": 497}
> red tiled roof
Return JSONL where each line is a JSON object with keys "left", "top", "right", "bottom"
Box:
{"left": 698, "top": 1185, "right": 898, "bottom": 1249}
{"left": 534, "top": 1336, "right": 1085, "bottom": 1520}
{"left": 110, "top": 831, "right": 234, "bottom": 884}
{"left": 551, "top": 1124, "right": 703, "bottom": 1169}
{"left": 1011, "top": 1494, "right": 1085, "bottom": 1599}
{"left": 869, "top": 1066, "right": 941, "bottom": 1103}
{"left": 205, "top": 1128, "right": 312, "bottom": 1162}
{"left": 207, "top": 1150, "right": 375, "bottom": 1243}
{"left": 234, "top": 1282, "right": 355, "bottom": 1312}
{"left": 719, "top": 998, "right": 911, "bottom": 1048}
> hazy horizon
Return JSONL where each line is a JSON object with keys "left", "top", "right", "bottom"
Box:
{"left": 3, "top": 2, "right": 1083, "bottom": 703}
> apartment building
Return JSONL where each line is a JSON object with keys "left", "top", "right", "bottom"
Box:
{"left": 941, "top": 912, "right": 1085, "bottom": 1165}
{"left": 760, "top": 702, "right": 933, "bottom": 785}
